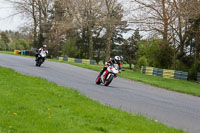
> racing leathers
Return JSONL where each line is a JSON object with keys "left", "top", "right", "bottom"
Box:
{"left": 99, "top": 58, "right": 121, "bottom": 76}
{"left": 35, "top": 47, "right": 48, "bottom": 61}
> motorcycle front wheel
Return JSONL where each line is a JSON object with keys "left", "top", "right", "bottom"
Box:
{"left": 104, "top": 74, "right": 114, "bottom": 86}
{"left": 38, "top": 59, "right": 43, "bottom": 67}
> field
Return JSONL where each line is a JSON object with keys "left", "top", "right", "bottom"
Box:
{"left": 0, "top": 66, "right": 186, "bottom": 133}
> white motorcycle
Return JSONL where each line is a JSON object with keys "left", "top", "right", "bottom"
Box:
{"left": 96, "top": 64, "right": 123, "bottom": 86}
{"left": 36, "top": 51, "right": 47, "bottom": 67}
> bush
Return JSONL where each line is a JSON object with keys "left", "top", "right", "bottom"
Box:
{"left": 11, "top": 39, "right": 30, "bottom": 50}
{"left": 137, "top": 56, "right": 149, "bottom": 68}
{"left": 189, "top": 64, "right": 199, "bottom": 80}
{"left": 62, "top": 38, "right": 80, "bottom": 58}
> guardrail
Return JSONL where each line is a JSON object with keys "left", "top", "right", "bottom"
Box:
{"left": 14, "top": 50, "right": 96, "bottom": 65}
{"left": 56, "top": 57, "right": 96, "bottom": 65}
{"left": 14, "top": 50, "right": 35, "bottom": 56}
{"left": 141, "top": 66, "right": 188, "bottom": 81}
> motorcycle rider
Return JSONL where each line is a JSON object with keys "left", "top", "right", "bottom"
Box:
{"left": 35, "top": 44, "right": 48, "bottom": 61}
{"left": 99, "top": 56, "right": 122, "bottom": 76}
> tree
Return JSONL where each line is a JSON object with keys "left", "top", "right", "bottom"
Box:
{"left": 74, "top": 0, "right": 104, "bottom": 59}
{"left": 103, "top": 0, "right": 125, "bottom": 61}
{"left": 0, "top": 32, "right": 10, "bottom": 50}
{"left": 121, "top": 29, "right": 141, "bottom": 69}
{"left": 11, "top": 0, "right": 54, "bottom": 48}
{"left": 12, "top": 0, "right": 38, "bottom": 47}
{"left": 133, "top": 0, "right": 177, "bottom": 45}
{"left": 62, "top": 37, "right": 80, "bottom": 58}
{"left": 12, "top": 39, "right": 30, "bottom": 50}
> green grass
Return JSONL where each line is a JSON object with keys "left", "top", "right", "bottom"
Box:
{"left": 49, "top": 60, "right": 200, "bottom": 97}
{"left": 0, "top": 66, "right": 186, "bottom": 133}
{"left": 0, "top": 51, "right": 14, "bottom": 55}
{"left": 120, "top": 71, "right": 200, "bottom": 97}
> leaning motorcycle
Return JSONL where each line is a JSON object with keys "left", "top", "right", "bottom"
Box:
{"left": 36, "top": 51, "right": 47, "bottom": 67}
{"left": 96, "top": 64, "right": 122, "bottom": 86}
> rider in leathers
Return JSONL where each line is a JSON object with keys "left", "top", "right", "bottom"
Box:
{"left": 35, "top": 45, "right": 48, "bottom": 61}
{"left": 99, "top": 56, "right": 122, "bottom": 76}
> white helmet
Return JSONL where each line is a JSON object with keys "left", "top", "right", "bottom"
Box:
{"left": 43, "top": 45, "right": 47, "bottom": 48}
{"left": 114, "top": 56, "right": 121, "bottom": 61}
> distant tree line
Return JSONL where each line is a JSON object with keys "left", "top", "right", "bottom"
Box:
{"left": 0, "top": 31, "right": 30, "bottom": 51}
{"left": 2, "top": 0, "right": 200, "bottom": 80}
{"left": 9, "top": 0, "right": 127, "bottom": 62}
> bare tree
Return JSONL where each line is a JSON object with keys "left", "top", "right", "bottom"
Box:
{"left": 132, "top": 0, "right": 177, "bottom": 45}
{"left": 103, "top": 0, "right": 124, "bottom": 61}
{"left": 10, "top": 0, "right": 54, "bottom": 47}
{"left": 12, "top": 0, "right": 38, "bottom": 47}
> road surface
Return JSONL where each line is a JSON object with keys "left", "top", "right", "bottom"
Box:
{"left": 1, "top": 53, "right": 200, "bottom": 133}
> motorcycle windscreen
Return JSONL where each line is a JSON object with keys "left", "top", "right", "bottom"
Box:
{"left": 112, "top": 64, "right": 120, "bottom": 73}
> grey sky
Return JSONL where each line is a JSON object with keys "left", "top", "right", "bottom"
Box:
{"left": 0, "top": 0, "right": 24, "bottom": 31}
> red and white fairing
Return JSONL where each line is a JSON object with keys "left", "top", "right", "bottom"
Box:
{"left": 96, "top": 64, "right": 121, "bottom": 86}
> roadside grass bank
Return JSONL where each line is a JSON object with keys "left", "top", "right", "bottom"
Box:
{"left": 0, "top": 66, "right": 187, "bottom": 133}
{"left": 0, "top": 51, "right": 35, "bottom": 59}
{"left": 49, "top": 60, "right": 200, "bottom": 97}
{"left": 0, "top": 51, "right": 14, "bottom": 55}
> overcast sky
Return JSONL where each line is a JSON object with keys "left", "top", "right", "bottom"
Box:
{"left": 0, "top": 0, "right": 25, "bottom": 31}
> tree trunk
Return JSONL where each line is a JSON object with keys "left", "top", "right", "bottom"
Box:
{"left": 89, "top": 29, "right": 93, "bottom": 60}
{"left": 97, "top": 48, "right": 101, "bottom": 64}
{"left": 129, "top": 63, "right": 132, "bottom": 69}
{"left": 38, "top": 6, "right": 42, "bottom": 47}
{"left": 105, "top": 27, "right": 112, "bottom": 61}
{"left": 32, "top": 0, "right": 37, "bottom": 48}
{"left": 162, "top": 0, "right": 168, "bottom": 45}
{"left": 194, "top": 32, "right": 200, "bottom": 70}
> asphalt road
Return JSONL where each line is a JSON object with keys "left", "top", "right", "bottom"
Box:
{"left": 1, "top": 53, "right": 200, "bottom": 133}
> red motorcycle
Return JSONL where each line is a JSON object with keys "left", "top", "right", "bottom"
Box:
{"left": 96, "top": 64, "right": 123, "bottom": 86}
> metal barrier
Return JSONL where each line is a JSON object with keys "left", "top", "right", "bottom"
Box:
{"left": 145, "top": 67, "right": 154, "bottom": 75}
{"left": 141, "top": 66, "right": 188, "bottom": 81}
{"left": 14, "top": 50, "right": 96, "bottom": 65}
{"left": 141, "top": 66, "right": 146, "bottom": 74}
{"left": 55, "top": 57, "right": 96, "bottom": 65}
{"left": 163, "top": 69, "right": 175, "bottom": 79}
{"left": 14, "top": 50, "right": 35, "bottom": 56}
{"left": 174, "top": 71, "right": 188, "bottom": 80}
{"left": 153, "top": 67, "right": 163, "bottom": 77}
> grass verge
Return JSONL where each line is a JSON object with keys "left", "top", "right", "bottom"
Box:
{"left": 0, "top": 51, "right": 14, "bottom": 55}
{"left": 0, "top": 66, "right": 186, "bottom": 133}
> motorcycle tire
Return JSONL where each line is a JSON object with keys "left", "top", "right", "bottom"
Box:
{"left": 104, "top": 74, "right": 114, "bottom": 86}
{"left": 96, "top": 76, "right": 101, "bottom": 85}
{"left": 38, "top": 59, "right": 43, "bottom": 67}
